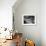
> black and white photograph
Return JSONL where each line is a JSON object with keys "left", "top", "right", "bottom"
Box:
{"left": 22, "top": 15, "right": 36, "bottom": 25}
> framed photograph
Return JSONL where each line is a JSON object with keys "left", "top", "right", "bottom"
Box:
{"left": 22, "top": 15, "right": 36, "bottom": 25}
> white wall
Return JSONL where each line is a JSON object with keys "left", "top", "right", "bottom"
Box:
{"left": 13, "top": 0, "right": 41, "bottom": 46}
{"left": 0, "top": 0, "right": 16, "bottom": 30}
{"left": 40, "top": 0, "right": 46, "bottom": 46}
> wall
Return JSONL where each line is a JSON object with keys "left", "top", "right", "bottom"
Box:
{"left": 13, "top": 0, "right": 42, "bottom": 46}
{"left": 0, "top": 0, "right": 16, "bottom": 30}
{"left": 40, "top": 0, "right": 46, "bottom": 46}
